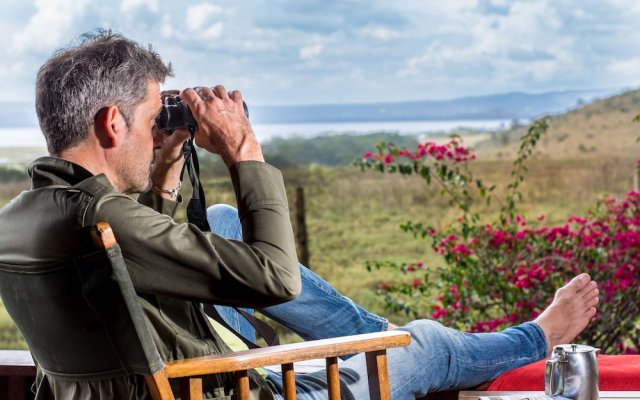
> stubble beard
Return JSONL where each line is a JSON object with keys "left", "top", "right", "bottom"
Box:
{"left": 136, "top": 152, "right": 155, "bottom": 193}
{"left": 139, "top": 152, "right": 156, "bottom": 193}
{"left": 120, "top": 131, "right": 155, "bottom": 194}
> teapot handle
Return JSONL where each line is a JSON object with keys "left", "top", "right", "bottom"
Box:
{"left": 545, "top": 359, "right": 564, "bottom": 396}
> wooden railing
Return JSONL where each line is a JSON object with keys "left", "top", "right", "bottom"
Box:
{"left": 0, "top": 350, "right": 35, "bottom": 400}
{"left": 0, "top": 348, "right": 459, "bottom": 400}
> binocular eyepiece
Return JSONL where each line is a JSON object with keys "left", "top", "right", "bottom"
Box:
{"left": 155, "top": 95, "right": 249, "bottom": 134}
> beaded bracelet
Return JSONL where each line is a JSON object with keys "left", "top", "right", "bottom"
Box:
{"left": 151, "top": 180, "right": 182, "bottom": 198}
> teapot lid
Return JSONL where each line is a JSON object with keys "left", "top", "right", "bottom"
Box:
{"left": 553, "top": 344, "right": 598, "bottom": 353}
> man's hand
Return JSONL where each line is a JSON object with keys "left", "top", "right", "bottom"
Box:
{"left": 149, "top": 90, "right": 191, "bottom": 200}
{"left": 180, "top": 85, "right": 264, "bottom": 167}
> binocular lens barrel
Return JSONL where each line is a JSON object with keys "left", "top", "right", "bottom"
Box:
{"left": 156, "top": 96, "right": 249, "bottom": 133}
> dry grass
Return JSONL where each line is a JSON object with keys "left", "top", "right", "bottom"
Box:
{"left": 475, "top": 89, "right": 640, "bottom": 160}
{"left": 271, "top": 156, "right": 636, "bottom": 327}
{"left": 0, "top": 180, "right": 30, "bottom": 203}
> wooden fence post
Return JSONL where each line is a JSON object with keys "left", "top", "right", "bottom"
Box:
{"left": 295, "top": 186, "right": 310, "bottom": 268}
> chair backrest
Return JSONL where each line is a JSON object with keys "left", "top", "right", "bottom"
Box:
{"left": 0, "top": 222, "right": 164, "bottom": 380}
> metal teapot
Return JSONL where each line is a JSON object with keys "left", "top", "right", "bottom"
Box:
{"left": 545, "top": 344, "right": 599, "bottom": 400}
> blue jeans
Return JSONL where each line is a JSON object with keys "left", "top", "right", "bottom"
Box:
{"left": 208, "top": 204, "right": 548, "bottom": 399}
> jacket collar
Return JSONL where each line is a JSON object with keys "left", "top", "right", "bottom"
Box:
{"left": 28, "top": 156, "right": 112, "bottom": 190}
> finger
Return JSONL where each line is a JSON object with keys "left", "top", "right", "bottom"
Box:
{"left": 228, "top": 90, "right": 243, "bottom": 104}
{"left": 213, "top": 85, "right": 229, "bottom": 100}
{"left": 179, "top": 88, "right": 205, "bottom": 115}
{"left": 161, "top": 89, "right": 180, "bottom": 99}
{"left": 168, "top": 127, "right": 192, "bottom": 142}
{"left": 200, "top": 86, "right": 216, "bottom": 102}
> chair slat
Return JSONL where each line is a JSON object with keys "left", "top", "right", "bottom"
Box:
{"left": 236, "top": 370, "right": 250, "bottom": 400}
{"left": 145, "top": 370, "right": 176, "bottom": 400}
{"left": 365, "top": 350, "right": 391, "bottom": 400}
{"left": 326, "top": 357, "right": 340, "bottom": 400}
{"left": 282, "top": 363, "right": 296, "bottom": 400}
{"left": 180, "top": 377, "right": 203, "bottom": 400}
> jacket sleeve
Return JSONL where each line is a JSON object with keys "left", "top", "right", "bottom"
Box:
{"left": 137, "top": 189, "right": 181, "bottom": 217}
{"left": 85, "top": 161, "right": 301, "bottom": 308}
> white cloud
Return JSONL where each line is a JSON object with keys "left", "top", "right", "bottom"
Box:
{"left": 299, "top": 44, "right": 324, "bottom": 60}
{"left": 397, "top": 0, "right": 574, "bottom": 86}
{"left": 606, "top": 0, "right": 640, "bottom": 14}
{"left": 11, "top": 0, "right": 91, "bottom": 54}
{"left": 186, "top": 3, "right": 224, "bottom": 40}
{"left": 357, "top": 26, "right": 399, "bottom": 41}
{"left": 161, "top": 13, "right": 176, "bottom": 39}
{"left": 608, "top": 57, "right": 640, "bottom": 79}
{"left": 349, "top": 68, "right": 365, "bottom": 81}
{"left": 1, "top": 0, "right": 640, "bottom": 107}
{"left": 241, "top": 40, "right": 277, "bottom": 52}
{"left": 200, "top": 22, "right": 224, "bottom": 40}
{"left": 120, "top": 0, "right": 158, "bottom": 13}
{"left": 0, "top": 62, "right": 26, "bottom": 78}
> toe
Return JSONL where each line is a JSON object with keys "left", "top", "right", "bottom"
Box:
{"left": 586, "top": 293, "right": 599, "bottom": 308}
{"left": 580, "top": 282, "right": 598, "bottom": 298}
{"left": 568, "top": 273, "right": 591, "bottom": 292}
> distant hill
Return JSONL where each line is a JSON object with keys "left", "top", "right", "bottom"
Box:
{"left": 474, "top": 88, "right": 640, "bottom": 159}
{"left": 0, "top": 89, "right": 614, "bottom": 127}
{"left": 3, "top": 88, "right": 638, "bottom": 168}
{"left": 248, "top": 89, "right": 613, "bottom": 123}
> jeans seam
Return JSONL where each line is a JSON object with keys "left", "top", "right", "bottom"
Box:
{"left": 301, "top": 272, "right": 388, "bottom": 328}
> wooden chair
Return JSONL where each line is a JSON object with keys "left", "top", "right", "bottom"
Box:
{"left": 0, "top": 221, "right": 410, "bottom": 400}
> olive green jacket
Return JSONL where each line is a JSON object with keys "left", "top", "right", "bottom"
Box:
{"left": 0, "top": 156, "right": 301, "bottom": 399}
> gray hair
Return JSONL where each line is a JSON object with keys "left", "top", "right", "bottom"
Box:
{"left": 35, "top": 30, "right": 173, "bottom": 155}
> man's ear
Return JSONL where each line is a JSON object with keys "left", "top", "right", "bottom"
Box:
{"left": 94, "top": 106, "right": 126, "bottom": 149}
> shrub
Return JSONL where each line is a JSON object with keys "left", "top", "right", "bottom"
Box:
{"left": 356, "top": 117, "right": 640, "bottom": 354}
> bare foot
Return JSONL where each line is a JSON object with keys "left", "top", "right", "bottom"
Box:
{"left": 534, "top": 273, "right": 599, "bottom": 353}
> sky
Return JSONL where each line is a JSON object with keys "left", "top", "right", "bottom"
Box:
{"left": 1, "top": 0, "right": 640, "bottom": 106}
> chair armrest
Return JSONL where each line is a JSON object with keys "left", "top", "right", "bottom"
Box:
{"left": 164, "top": 330, "right": 410, "bottom": 378}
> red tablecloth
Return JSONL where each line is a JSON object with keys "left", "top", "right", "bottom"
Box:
{"left": 486, "top": 355, "right": 640, "bottom": 391}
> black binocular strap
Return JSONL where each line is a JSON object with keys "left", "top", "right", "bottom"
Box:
{"left": 180, "top": 137, "right": 279, "bottom": 348}
{"left": 181, "top": 138, "right": 211, "bottom": 232}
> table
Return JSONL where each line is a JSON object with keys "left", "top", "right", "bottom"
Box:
{"left": 459, "top": 391, "right": 640, "bottom": 399}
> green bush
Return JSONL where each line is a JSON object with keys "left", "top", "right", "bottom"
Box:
{"left": 357, "top": 117, "right": 640, "bottom": 354}
{"left": 0, "top": 301, "right": 26, "bottom": 349}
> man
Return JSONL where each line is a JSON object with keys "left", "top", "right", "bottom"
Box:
{"left": 0, "top": 31, "right": 599, "bottom": 399}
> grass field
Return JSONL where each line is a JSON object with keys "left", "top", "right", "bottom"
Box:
{"left": 0, "top": 154, "right": 637, "bottom": 348}
{"left": 278, "top": 156, "right": 636, "bottom": 317}
{"left": 197, "top": 155, "right": 637, "bottom": 337}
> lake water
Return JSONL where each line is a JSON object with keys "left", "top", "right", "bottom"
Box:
{"left": 0, "top": 119, "right": 510, "bottom": 149}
